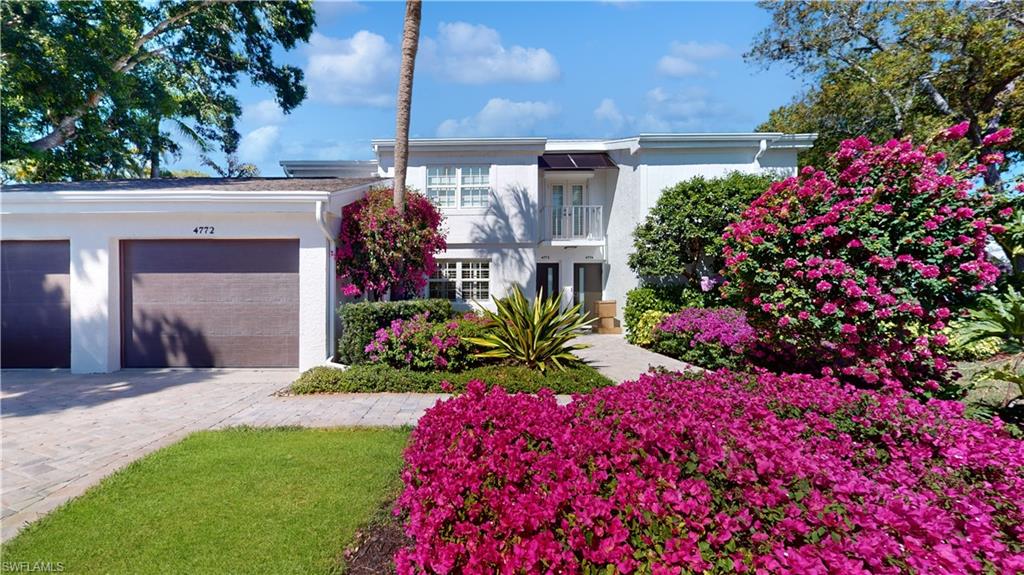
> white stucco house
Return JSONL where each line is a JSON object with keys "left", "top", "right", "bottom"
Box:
{"left": 0, "top": 131, "right": 813, "bottom": 374}
{"left": 291, "top": 132, "right": 815, "bottom": 318}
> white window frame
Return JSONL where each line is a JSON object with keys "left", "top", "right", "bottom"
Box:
{"left": 428, "top": 259, "right": 490, "bottom": 301}
{"left": 425, "top": 165, "right": 491, "bottom": 210}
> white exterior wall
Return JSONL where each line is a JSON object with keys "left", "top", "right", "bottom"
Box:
{"left": 1, "top": 194, "right": 348, "bottom": 373}
{"left": 373, "top": 137, "right": 807, "bottom": 321}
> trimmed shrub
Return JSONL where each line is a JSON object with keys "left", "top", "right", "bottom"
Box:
{"left": 395, "top": 370, "right": 1024, "bottom": 574}
{"left": 628, "top": 172, "right": 776, "bottom": 286}
{"left": 722, "top": 132, "right": 1012, "bottom": 396}
{"left": 291, "top": 363, "right": 613, "bottom": 395}
{"left": 337, "top": 299, "right": 453, "bottom": 364}
{"left": 650, "top": 307, "right": 755, "bottom": 369}
{"left": 623, "top": 285, "right": 709, "bottom": 343}
{"left": 365, "top": 312, "right": 486, "bottom": 371}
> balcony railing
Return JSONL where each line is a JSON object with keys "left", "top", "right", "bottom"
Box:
{"left": 545, "top": 205, "right": 604, "bottom": 242}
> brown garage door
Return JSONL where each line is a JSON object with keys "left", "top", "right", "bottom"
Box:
{"left": 1, "top": 240, "right": 72, "bottom": 368}
{"left": 121, "top": 239, "right": 299, "bottom": 368}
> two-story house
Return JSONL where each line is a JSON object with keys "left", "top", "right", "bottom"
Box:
{"left": 363, "top": 132, "right": 814, "bottom": 319}
{"left": 0, "top": 132, "right": 812, "bottom": 374}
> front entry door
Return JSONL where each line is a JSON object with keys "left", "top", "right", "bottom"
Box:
{"left": 536, "top": 263, "right": 559, "bottom": 301}
{"left": 573, "top": 263, "right": 602, "bottom": 318}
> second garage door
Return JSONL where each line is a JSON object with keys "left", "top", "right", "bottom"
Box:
{"left": 121, "top": 239, "right": 299, "bottom": 368}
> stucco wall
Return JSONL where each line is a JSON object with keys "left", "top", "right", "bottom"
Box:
{"left": 1, "top": 208, "right": 331, "bottom": 373}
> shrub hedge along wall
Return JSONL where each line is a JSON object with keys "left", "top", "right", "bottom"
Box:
{"left": 336, "top": 299, "right": 452, "bottom": 364}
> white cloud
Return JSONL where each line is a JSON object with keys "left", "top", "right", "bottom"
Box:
{"left": 437, "top": 98, "right": 559, "bottom": 137}
{"left": 423, "top": 22, "right": 559, "bottom": 84}
{"left": 592, "top": 87, "right": 732, "bottom": 134}
{"left": 238, "top": 125, "right": 280, "bottom": 161}
{"left": 656, "top": 41, "right": 731, "bottom": 77}
{"left": 593, "top": 98, "right": 625, "bottom": 130}
{"left": 242, "top": 99, "right": 284, "bottom": 125}
{"left": 305, "top": 31, "right": 398, "bottom": 106}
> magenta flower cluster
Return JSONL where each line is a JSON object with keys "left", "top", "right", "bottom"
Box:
{"left": 337, "top": 187, "right": 447, "bottom": 299}
{"left": 721, "top": 130, "right": 1013, "bottom": 395}
{"left": 651, "top": 307, "right": 755, "bottom": 369}
{"left": 395, "top": 371, "right": 1024, "bottom": 574}
{"left": 365, "top": 312, "right": 483, "bottom": 372}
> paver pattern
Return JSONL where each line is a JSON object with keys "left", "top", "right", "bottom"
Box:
{"left": 0, "top": 368, "right": 443, "bottom": 541}
{"left": 1, "top": 334, "right": 694, "bottom": 541}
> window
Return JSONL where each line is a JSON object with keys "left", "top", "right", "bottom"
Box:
{"left": 426, "top": 166, "right": 490, "bottom": 209}
{"left": 429, "top": 260, "right": 490, "bottom": 301}
{"left": 426, "top": 167, "right": 457, "bottom": 208}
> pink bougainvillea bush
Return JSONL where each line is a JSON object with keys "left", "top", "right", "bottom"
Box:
{"left": 337, "top": 187, "right": 447, "bottom": 299}
{"left": 364, "top": 312, "right": 486, "bottom": 371}
{"left": 722, "top": 129, "right": 1014, "bottom": 396}
{"left": 650, "top": 306, "right": 755, "bottom": 369}
{"left": 395, "top": 371, "right": 1024, "bottom": 574}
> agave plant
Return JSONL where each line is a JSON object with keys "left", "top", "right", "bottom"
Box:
{"left": 954, "top": 286, "right": 1024, "bottom": 354}
{"left": 466, "top": 285, "right": 594, "bottom": 372}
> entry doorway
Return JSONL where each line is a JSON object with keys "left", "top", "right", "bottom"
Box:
{"left": 536, "top": 263, "right": 560, "bottom": 302}
{"left": 573, "top": 263, "right": 602, "bottom": 319}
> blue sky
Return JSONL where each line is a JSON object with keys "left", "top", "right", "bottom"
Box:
{"left": 170, "top": 1, "right": 807, "bottom": 176}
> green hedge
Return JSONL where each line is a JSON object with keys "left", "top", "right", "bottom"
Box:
{"left": 292, "top": 363, "right": 614, "bottom": 395}
{"left": 337, "top": 299, "right": 453, "bottom": 364}
{"left": 624, "top": 286, "right": 709, "bottom": 343}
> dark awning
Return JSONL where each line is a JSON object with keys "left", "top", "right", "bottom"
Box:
{"left": 538, "top": 152, "right": 617, "bottom": 170}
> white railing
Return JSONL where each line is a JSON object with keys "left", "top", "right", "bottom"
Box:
{"left": 547, "top": 205, "right": 603, "bottom": 241}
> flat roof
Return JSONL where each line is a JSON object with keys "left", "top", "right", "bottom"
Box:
{"left": 1, "top": 177, "right": 382, "bottom": 194}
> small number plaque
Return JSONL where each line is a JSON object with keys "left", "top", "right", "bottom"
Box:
{"left": 193, "top": 226, "right": 215, "bottom": 235}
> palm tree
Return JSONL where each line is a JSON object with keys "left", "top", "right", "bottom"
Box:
{"left": 392, "top": 0, "right": 422, "bottom": 215}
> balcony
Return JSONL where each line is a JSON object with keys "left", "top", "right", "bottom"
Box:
{"left": 542, "top": 205, "right": 604, "bottom": 245}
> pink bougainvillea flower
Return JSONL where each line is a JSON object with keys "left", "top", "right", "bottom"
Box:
{"left": 981, "top": 127, "right": 1013, "bottom": 146}
{"left": 941, "top": 121, "right": 970, "bottom": 140}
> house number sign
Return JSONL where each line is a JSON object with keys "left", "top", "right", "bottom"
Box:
{"left": 193, "top": 226, "right": 215, "bottom": 235}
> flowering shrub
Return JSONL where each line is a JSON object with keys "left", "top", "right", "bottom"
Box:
{"left": 650, "top": 307, "right": 755, "bottom": 369}
{"left": 722, "top": 130, "right": 1013, "bottom": 395}
{"left": 337, "top": 187, "right": 447, "bottom": 299}
{"left": 395, "top": 370, "right": 1024, "bottom": 574}
{"left": 364, "top": 312, "right": 485, "bottom": 372}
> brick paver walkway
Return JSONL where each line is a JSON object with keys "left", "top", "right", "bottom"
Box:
{"left": 0, "top": 369, "right": 444, "bottom": 541}
{"left": 574, "top": 333, "right": 700, "bottom": 382}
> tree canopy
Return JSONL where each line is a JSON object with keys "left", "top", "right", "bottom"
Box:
{"left": 749, "top": 1, "right": 1023, "bottom": 185}
{"left": 1, "top": 0, "right": 314, "bottom": 181}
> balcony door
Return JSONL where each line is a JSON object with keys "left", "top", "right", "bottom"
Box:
{"left": 550, "top": 183, "right": 585, "bottom": 238}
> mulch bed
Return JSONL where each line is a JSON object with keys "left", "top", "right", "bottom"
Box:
{"left": 341, "top": 499, "right": 411, "bottom": 575}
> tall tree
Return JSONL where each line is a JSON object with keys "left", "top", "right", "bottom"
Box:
{"left": 1, "top": 0, "right": 314, "bottom": 181}
{"left": 392, "top": 0, "right": 422, "bottom": 215}
{"left": 748, "top": 1, "right": 1023, "bottom": 185}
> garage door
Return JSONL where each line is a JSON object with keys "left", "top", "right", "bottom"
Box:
{"left": 121, "top": 239, "right": 299, "bottom": 368}
{"left": 1, "top": 240, "right": 72, "bottom": 368}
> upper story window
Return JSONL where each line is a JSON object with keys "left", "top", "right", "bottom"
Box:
{"left": 426, "top": 166, "right": 490, "bottom": 209}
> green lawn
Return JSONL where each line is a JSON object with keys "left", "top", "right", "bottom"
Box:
{"left": 1, "top": 427, "right": 409, "bottom": 574}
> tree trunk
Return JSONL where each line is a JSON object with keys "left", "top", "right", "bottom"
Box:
{"left": 149, "top": 120, "right": 161, "bottom": 178}
{"left": 393, "top": 0, "right": 422, "bottom": 216}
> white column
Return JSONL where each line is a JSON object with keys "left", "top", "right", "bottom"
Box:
{"left": 69, "top": 235, "right": 116, "bottom": 373}
{"left": 298, "top": 233, "right": 329, "bottom": 370}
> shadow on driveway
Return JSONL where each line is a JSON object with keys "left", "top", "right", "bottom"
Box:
{"left": 0, "top": 369, "right": 295, "bottom": 418}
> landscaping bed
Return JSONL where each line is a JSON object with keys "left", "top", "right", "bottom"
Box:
{"left": 292, "top": 363, "right": 612, "bottom": 395}
{"left": 1, "top": 427, "right": 408, "bottom": 575}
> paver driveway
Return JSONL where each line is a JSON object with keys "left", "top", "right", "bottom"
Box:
{"left": 0, "top": 369, "right": 445, "bottom": 542}
{"left": 0, "top": 335, "right": 694, "bottom": 542}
